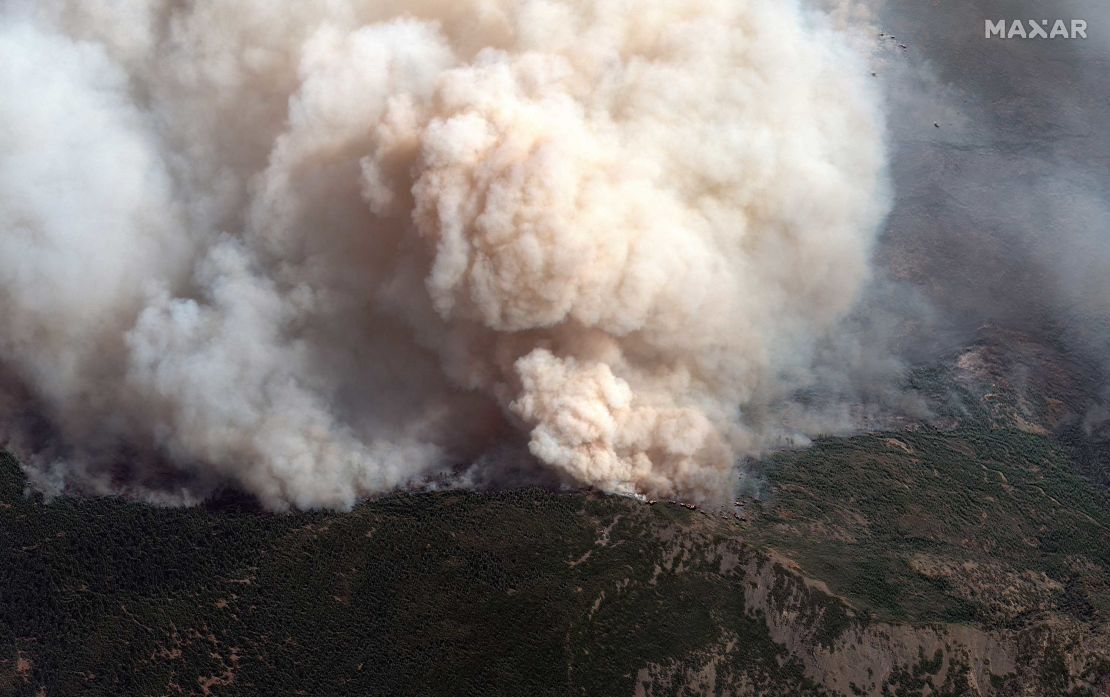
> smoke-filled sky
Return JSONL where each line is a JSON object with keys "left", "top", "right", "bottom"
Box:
{"left": 0, "top": 0, "right": 1106, "bottom": 509}
{"left": 869, "top": 0, "right": 1110, "bottom": 428}
{"left": 874, "top": 0, "right": 1110, "bottom": 334}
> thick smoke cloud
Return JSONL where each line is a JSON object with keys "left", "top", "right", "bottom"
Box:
{"left": 0, "top": 0, "right": 887, "bottom": 508}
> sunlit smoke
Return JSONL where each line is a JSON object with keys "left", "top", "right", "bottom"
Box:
{"left": 0, "top": 0, "right": 887, "bottom": 508}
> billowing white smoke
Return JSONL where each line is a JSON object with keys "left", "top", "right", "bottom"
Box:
{"left": 0, "top": 0, "right": 886, "bottom": 509}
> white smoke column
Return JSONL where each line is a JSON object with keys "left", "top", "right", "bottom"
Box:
{"left": 0, "top": 0, "right": 887, "bottom": 508}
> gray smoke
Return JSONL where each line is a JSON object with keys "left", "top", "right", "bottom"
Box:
{"left": 866, "top": 0, "right": 1110, "bottom": 429}
{"left": 0, "top": 0, "right": 890, "bottom": 508}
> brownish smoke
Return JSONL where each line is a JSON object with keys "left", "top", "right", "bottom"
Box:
{"left": 0, "top": 0, "right": 887, "bottom": 508}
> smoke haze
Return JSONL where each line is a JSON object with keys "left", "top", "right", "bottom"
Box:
{"left": 0, "top": 0, "right": 890, "bottom": 508}
{"left": 868, "top": 0, "right": 1110, "bottom": 429}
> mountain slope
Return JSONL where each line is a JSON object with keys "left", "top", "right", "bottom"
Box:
{"left": 1, "top": 421, "right": 1107, "bottom": 696}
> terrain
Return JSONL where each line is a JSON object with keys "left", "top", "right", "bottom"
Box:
{"left": 0, "top": 329, "right": 1108, "bottom": 696}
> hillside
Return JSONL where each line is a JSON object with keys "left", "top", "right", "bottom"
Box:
{"left": 1, "top": 421, "right": 1107, "bottom": 695}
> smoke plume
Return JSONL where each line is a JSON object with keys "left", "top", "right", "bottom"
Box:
{"left": 0, "top": 0, "right": 887, "bottom": 508}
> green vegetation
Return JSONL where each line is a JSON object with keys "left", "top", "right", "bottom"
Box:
{"left": 0, "top": 454, "right": 829, "bottom": 696}
{"left": 744, "top": 428, "right": 1110, "bottom": 626}
{"left": 1, "top": 423, "right": 1107, "bottom": 695}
